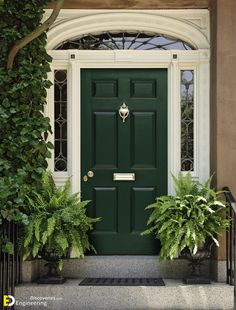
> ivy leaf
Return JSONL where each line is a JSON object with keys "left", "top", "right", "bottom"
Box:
{"left": 2, "top": 98, "right": 10, "bottom": 108}
{"left": 2, "top": 241, "right": 14, "bottom": 254}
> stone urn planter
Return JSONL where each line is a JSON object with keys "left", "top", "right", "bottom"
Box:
{"left": 180, "top": 239, "right": 214, "bottom": 284}
{"left": 37, "top": 251, "right": 66, "bottom": 284}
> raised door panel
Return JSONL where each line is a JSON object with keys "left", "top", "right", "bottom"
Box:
{"left": 92, "top": 187, "right": 118, "bottom": 233}
{"left": 131, "top": 80, "right": 157, "bottom": 98}
{"left": 131, "top": 187, "right": 156, "bottom": 233}
{"left": 92, "top": 112, "right": 118, "bottom": 168}
{"left": 131, "top": 112, "right": 157, "bottom": 168}
{"left": 92, "top": 80, "right": 118, "bottom": 98}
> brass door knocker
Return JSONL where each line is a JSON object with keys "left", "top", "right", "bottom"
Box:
{"left": 119, "top": 103, "right": 129, "bottom": 123}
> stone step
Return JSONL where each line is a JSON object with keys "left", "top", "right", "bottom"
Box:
{"left": 15, "top": 279, "right": 233, "bottom": 310}
{"left": 37, "top": 256, "right": 210, "bottom": 279}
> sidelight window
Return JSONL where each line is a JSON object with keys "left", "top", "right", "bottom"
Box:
{"left": 180, "top": 70, "right": 194, "bottom": 172}
{"left": 54, "top": 70, "right": 68, "bottom": 172}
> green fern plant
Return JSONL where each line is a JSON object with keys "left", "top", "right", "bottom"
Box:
{"left": 172, "top": 173, "right": 200, "bottom": 196}
{"left": 142, "top": 173, "right": 229, "bottom": 260}
{"left": 22, "top": 171, "right": 100, "bottom": 270}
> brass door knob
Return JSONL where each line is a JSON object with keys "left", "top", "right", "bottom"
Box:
{"left": 87, "top": 171, "right": 94, "bottom": 178}
{"left": 83, "top": 175, "right": 88, "bottom": 182}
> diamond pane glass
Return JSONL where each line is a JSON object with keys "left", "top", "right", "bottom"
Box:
{"left": 181, "top": 70, "right": 194, "bottom": 171}
{"left": 54, "top": 70, "right": 67, "bottom": 172}
{"left": 56, "top": 32, "right": 195, "bottom": 50}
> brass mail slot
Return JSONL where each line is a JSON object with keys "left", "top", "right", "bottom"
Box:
{"left": 113, "top": 173, "right": 135, "bottom": 181}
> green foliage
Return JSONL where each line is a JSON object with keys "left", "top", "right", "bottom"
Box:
{"left": 0, "top": 235, "right": 14, "bottom": 254}
{"left": 0, "top": 2, "right": 53, "bottom": 230}
{"left": 22, "top": 172, "right": 100, "bottom": 270}
{"left": 142, "top": 173, "right": 229, "bottom": 260}
{"left": 172, "top": 173, "right": 200, "bottom": 196}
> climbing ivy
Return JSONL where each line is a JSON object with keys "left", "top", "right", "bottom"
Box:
{"left": 0, "top": 1, "right": 56, "bottom": 224}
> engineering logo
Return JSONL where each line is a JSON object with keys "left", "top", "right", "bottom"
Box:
{"left": 3, "top": 295, "right": 15, "bottom": 307}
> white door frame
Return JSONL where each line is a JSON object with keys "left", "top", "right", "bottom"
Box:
{"left": 45, "top": 10, "right": 210, "bottom": 195}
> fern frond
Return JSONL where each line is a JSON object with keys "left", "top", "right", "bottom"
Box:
{"left": 22, "top": 171, "right": 99, "bottom": 265}
{"left": 47, "top": 217, "right": 56, "bottom": 236}
{"left": 141, "top": 173, "right": 230, "bottom": 260}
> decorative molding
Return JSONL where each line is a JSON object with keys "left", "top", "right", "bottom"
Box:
{"left": 45, "top": 10, "right": 210, "bottom": 50}
{"left": 44, "top": 9, "right": 210, "bottom": 40}
{"left": 49, "top": 49, "right": 210, "bottom": 63}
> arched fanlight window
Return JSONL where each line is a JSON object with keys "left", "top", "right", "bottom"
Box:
{"left": 56, "top": 32, "right": 195, "bottom": 50}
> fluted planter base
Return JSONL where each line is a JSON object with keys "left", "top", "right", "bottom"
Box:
{"left": 37, "top": 274, "right": 66, "bottom": 284}
{"left": 37, "top": 251, "right": 66, "bottom": 284}
{"left": 181, "top": 239, "right": 213, "bottom": 285}
{"left": 183, "top": 276, "right": 211, "bottom": 284}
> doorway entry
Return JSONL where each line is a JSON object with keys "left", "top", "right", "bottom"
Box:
{"left": 81, "top": 68, "right": 167, "bottom": 254}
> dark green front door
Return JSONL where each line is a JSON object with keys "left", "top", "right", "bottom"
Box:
{"left": 81, "top": 69, "right": 167, "bottom": 254}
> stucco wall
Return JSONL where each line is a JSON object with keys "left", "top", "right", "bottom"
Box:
{"left": 211, "top": 0, "right": 236, "bottom": 260}
{"left": 215, "top": 0, "right": 236, "bottom": 196}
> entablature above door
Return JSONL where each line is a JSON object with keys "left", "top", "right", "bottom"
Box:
{"left": 49, "top": 49, "right": 210, "bottom": 64}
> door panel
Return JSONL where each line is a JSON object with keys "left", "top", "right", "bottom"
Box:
{"left": 130, "top": 80, "right": 157, "bottom": 98}
{"left": 81, "top": 69, "right": 167, "bottom": 254}
{"left": 131, "top": 112, "right": 156, "bottom": 168}
{"left": 131, "top": 187, "right": 156, "bottom": 233}
{"left": 92, "top": 80, "right": 118, "bottom": 98}
{"left": 93, "top": 187, "right": 118, "bottom": 232}
{"left": 93, "top": 112, "right": 118, "bottom": 168}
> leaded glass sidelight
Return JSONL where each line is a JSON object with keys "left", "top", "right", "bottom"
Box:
{"left": 56, "top": 32, "right": 195, "bottom": 51}
{"left": 54, "top": 70, "right": 67, "bottom": 172}
{"left": 181, "top": 70, "right": 194, "bottom": 171}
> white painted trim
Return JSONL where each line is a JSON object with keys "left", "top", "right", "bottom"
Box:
{"left": 45, "top": 69, "right": 54, "bottom": 172}
{"left": 45, "top": 10, "right": 210, "bottom": 195}
{"left": 169, "top": 57, "right": 180, "bottom": 194}
{"left": 198, "top": 59, "right": 210, "bottom": 182}
{"left": 69, "top": 59, "right": 81, "bottom": 194}
{"left": 45, "top": 9, "right": 210, "bottom": 50}
{"left": 48, "top": 50, "right": 210, "bottom": 195}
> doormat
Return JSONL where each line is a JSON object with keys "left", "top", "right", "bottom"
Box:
{"left": 79, "top": 278, "right": 165, "bottom": 286}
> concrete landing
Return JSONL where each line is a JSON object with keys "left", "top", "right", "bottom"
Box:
{"left": 38, "top": 256, "right": 210, "bottom": 279}
{"left": 15, "top": 279, "right": 233, "bottom": 310}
